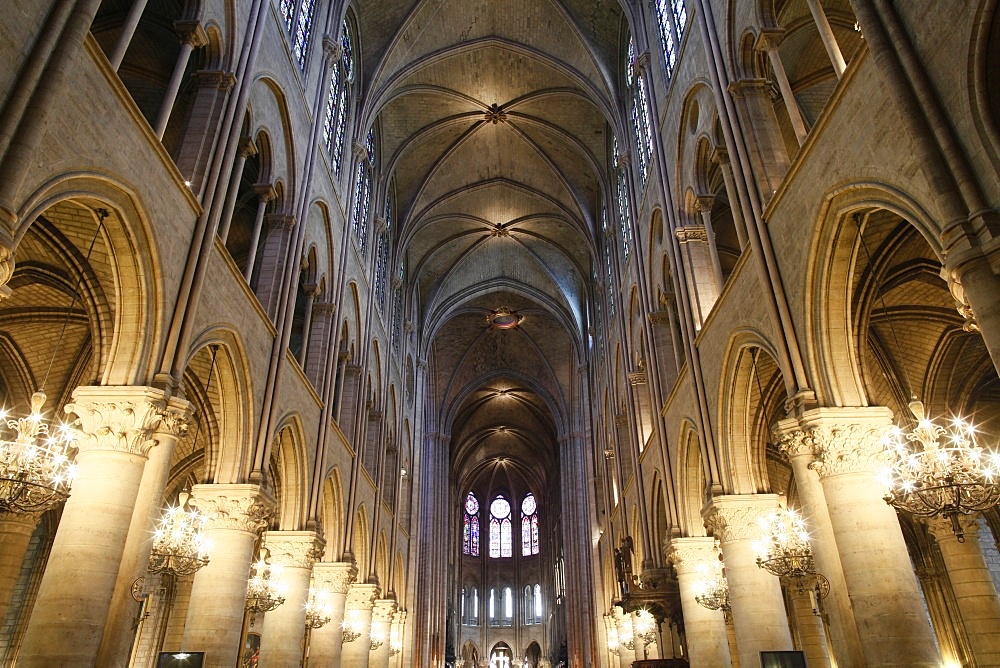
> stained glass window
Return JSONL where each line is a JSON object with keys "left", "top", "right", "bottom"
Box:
{"left": 534, "top": 584, "right": 542, "bottom": 618}
{"left": 613, "top": 139, "right": 633, "bottom": 266}
{"left": 329, "top": 22, "right": 354, "bottom": 174}
{"left": 656, "top": 0, "right": 677, "bottom": 78}
{"left": 292, "top": 0, "right": 316, "bottom": 69}
{"left": 521, "top": 493, "right": 539, "bottom": 555}
{"left": 672, "top": 0, "right": 688, "bottom": 34}
{"left": 471, "top": 587, "right": 479, "bottom": 621}
{"left": 352, "top": 129, "right": 374, "bottom": 255}
{"left": 280, "top": 0, "right": 295, "bottom": 31}
{"left": 463, "top": 492, "right": 480, "bottom": 556}
{"left": 322, "top": 68, "right": 340, "bottom": 153}
{"left": 627, "top": 40, "right": 652, "bottom": 186}
{"left": 503, "top": 587, "right": 513, "bottom": 625}
{"left": 490, "top": 496, "right": 511, "bottom": 558}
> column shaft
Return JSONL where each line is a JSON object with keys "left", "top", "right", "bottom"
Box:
{"left": 0, "top": 512, "right": 40, "bottom": 624}
{"left": 109, "top": 0, "right": 150, "bottom": 71}
{"left": 756, "top": 30, "right": 809, "bottom": 144}
{"left": 668, "top": 537, "right": 731, "bottom": 666}
{"left": 154, "top": 40, "right": 196, "bottom": 140}
{"left": 257, "top": 531, "right": 323, "bottom": 667}
{"left": 785, "top": 581, "right": 831, "bottom": 668}
{"left": 805, "top": 0, "right": 847, "bottom": 77}
{"left": 341, "top": 583, "right": 379, "bottom": 668}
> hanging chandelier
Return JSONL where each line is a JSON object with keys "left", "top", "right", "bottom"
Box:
{"left": 632, "top": 609, "right": 658, "bottom": 659}
{"left": 369, "top": 629, "right": 386, "bottom": 651}
{"left": 388, "top": 627, "right": 402, "bottom": 656}
{"left": 754, "top": 507, "right": 816, "bottom": 580}
{"left": 0, "top": 391, "right": 77, "bottom": 514}
{"left": 606, "top": 620, "right": 621, "bottom": 656}
{"left": 880, "top": 399, "right": 1000, "bottom": 541}
{"left": 304, "top": 587, "right": 333, "bottom": 629}
{"left": 617, "top": 615, "right": 636, "bottom": 652}
{"left": 148, "top": 491, "right": 211, "bottom": 576}
{"left": 693, "top": 559, "right": 730, "bottom": 613}
{"left": 245, "top": 552, "right": 286, "bottom": 614}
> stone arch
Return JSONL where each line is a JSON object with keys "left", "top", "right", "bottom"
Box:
{"left": 971, "top": 0, "right": 1000, "bottom": 175}
{"left": 267, "top": 416, "right": 310, "bottom": 530}
{"left": 675, "top": 419, "right": 707, "bottom": 535}
{"left": 649, "top": 474, "right": 670, "bottom": 564}
{"left": 717, "top": 331, "right": 786, "bottom": 495}
{"left": 321, "top": 468, "right": 345, "bottom": 561}
{"left": 14, "top": 174, "right": 163, "bottom": 388}
{"left": 375, "top": 531, "right": 389, "bottom": 588}
{"left": 352, "top": 505, "right": 370, "bottom": 574}
{"left": 807, "top": 181, "right": 942, "bottom": 407}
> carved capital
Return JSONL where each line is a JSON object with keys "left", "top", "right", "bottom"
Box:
{"left": 728, "top": 78, "right": 772, "bottom": 99}
{"left": 703, "top": 494, "right": 782, "bottom": 544}
{"left": 313, "top": 560, "right": 358, "bottom": 594}
{"left": 922, "top": 514, "right": 982, "bottom": 541}
{"left": 65, "top": 386, "right": 172, "bottom": 457}
{"left": 345, "top": 363, "right": 364, "bottom": 377}
{"left": 627, "top": 371, "right": 647, "bottom": 386}
{"left": 313, "top": 301, "right": 336, "bottom": 316}
{"left": 237, "top": 136, "right": 258, "bottom": 159}
{"left": 197, "top": 70, "right": 236, "bottom": 92}
{"left": 322, "top": 35, "right": 342, "bottom": 64}
{"left": 648, "top": 310, "right": 671, "bottom": 326}
{"left": 352, "top": 140, "right": 369, "bottom": 162}
{"left": 154, "top": 396, "right": 194, "bottom": 439}
{"left": 188, "top": 483, "right": 275, "bottom": 534}
{"left": 368, "top": 409, "right": 384, "bottom": 423}
{"left": 614, "top": 414, "right": 629, "bottom": 428}
{"left": 710, "top": 146, "right": 730, "bottom": 166}
{"left": 694, "top": 195, "right": 715, "bottom": 214}
{"left": 0, "top": 238, "right": 14, "bottom": 301}
{"left": 667, "top": 537, "right": 718, "bottom": 577}
{"left": 266, "top": 213, "right": 296, "bottom": 231}
{"left": 635, "top": 51, "right": 651, "bottom": 74}
{"left": 346, "top": 582, "right": 380, "bottom": 610}
{"left": 797, "top": 407, "right": 894, "bottom": 478}
{"left": 675, "top": 225, "right": 708, "bottom": 243}
{"left": 754, "top": 28, "right": 785, "bottom": 52}
{"left": 373, "top": 598, "right": 397, "bottom": 623}
{"left": 773, "top": 417, "right": 813, "bottom": 460}
{"left": 174, "top": 20, "right": 208, "bottom": 48}
{"left": 253, "top": 182, "right": 276, "bottom": 202}
{"left": 616, "top": 149, "right": 632, "bottom": 169}
{"left": 263, "top": 530, "right": 325, "bottom": 569}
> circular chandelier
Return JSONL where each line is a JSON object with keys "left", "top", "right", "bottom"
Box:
{"left": 148, "top": 491, "right": 211, "bottom": 577}
{"left": 245, "top": 552, "right": 286, "bottom": 614}
{"left": 0, "top": 391, "right": 77, "bottom": 514}
{"left": 304, "top": 587, "right": 333, "bottom": 629}
{"left": 693, "top": 560, "right": 730, "bottom": 613}
{"left": 754, "top": 507, "right": 816, "bottom": 581}
{"left": 880, "top": 400, "right": 1000, "bottom": 541}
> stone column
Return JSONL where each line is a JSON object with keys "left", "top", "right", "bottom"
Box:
{"left": 0, "top": 511, "right": 40, "bottom": 623}
{"left": 727, "top": 79, "right": 791, "bottom": 196}
{"left": 216, "top": 137, "right": 258, "bottom": 244}
{"left": 257, "top": 531, "right": 324, "bottom": 667}
{"left": 341, "top": 583, "right": 379, "bottom": 668}
{"left": 18, "top": 386, "right": 170, "bottom": 667}
{"left": 783, "top": 576, "right": 831, "bottom": 668}
{"left": 674, "top": 225, "right": 718, "bottom": 327}
{"left": 924, "top": 515, "right": 1000, "bottom": 666}
{"left": 109, "top": 0, "right": 150, "bottom": 69}
{"left": 389, "top": 609, "right": 406, "bottom": 666}
{"left": 182, "top": 484, "right": 274, "bottom": 668}
{"left": 613, "top": 606, "right": 636, "bottom": 666}
{"left": 628, "top": 371, "right": 653, "bottom": 449}
{"left": 154, "top": 20, "right": 208, "bottom": 139}
{"left": 805, "top": 0, "right": 847, "bottom": 77}
{"left": 369, "top": 598, "right": 397, "bottom": 668}
{"left": 667, "top": 537, "right": 732, "bottom": 666}
{"left": 243, "top": 184, "right": 276, "bottom": 283}
{"left": 710, "top": 146, "right": 748, "bottom": 249}
{"left": 755, "top": 29, "right": 809, "bottom": 145}
{"left": 704, "top": 494, "right": 793, "bottom": 668}
{"left": 254, "top": 214, "right": 297, "bottom": 318}
{"left": 98, "top": 396, "right": 193, "bottom": 667}
{"left": 774, "top": 419, "right": 865, "bottom": 667}
{"left": 695, "top": 194, "right": 726, "bottom": 290}
{"left": 297, "top": 282, "right": 321, "bottom": 367}
{"left": 309, "top": 561, "right": 358, "bottom": 666}
{"left": 803, "top": 407, "right": 940, "bottom": 666}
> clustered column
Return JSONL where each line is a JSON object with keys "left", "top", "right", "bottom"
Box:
{"left": 667, "top": 537, "right": 731, "bottom": 666}
{"left": 369, "top": 598, "right": 397, "bottom": 668}
{"left": 341, "top": 582, "right": 379, "bottom": 667}
{"left": 182, "top": 483, "right": 274, "bottom": 668}
{"left": 257, "top": 530, "right": 324, "bottom": 666}
{"left": 17, "top": 386, "right": 175, "bottom": 667}
{"left": 802, "top": 407, "right": 939, "bottom": 666}
{"left": 704, "top": 494, "right": 793, "bottom": 668}
{"left": 309, "top": 560, "right": 358, "bottom": 666}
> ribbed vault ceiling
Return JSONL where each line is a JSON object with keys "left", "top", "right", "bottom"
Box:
{"left": 358, "top": 0, "right": 624, "bottom": 482}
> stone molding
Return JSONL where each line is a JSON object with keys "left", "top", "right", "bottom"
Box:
{"left": 615, "top": 149, "right": 632, "bottom": 169}
{"left": 727, "top": 78, "right": 772, "bottom": 99}
{"left": 675, "top": 226, "right": 708, "bottom": 243}
{"left": 694, "top": 195, "right": 715, "bottom": 214}
{"left": 313, "top": 560, "right": 358, "bottom": 594}
{"left": 773, "top": 417, "right": 812, "bottom": 460}
{"left": 666, "top": 536, "right": 718, "bottom": 576}
{"left": 65, "top": 385, "right": 179, "bottom": 457}
{"left": 196, "top": 70, "right": 236, "bottom": 92}
{"left": 703, "top": 494, "right": 782, "bottom": 543}
{"left": 174, "top": 20, "right": 208, "bottom": 48}
{"left": 614, "top": 414, "right": 629, "bottom": 427}
{"left": 352, "top": 140, "right": 369, "bottom": 161}
{"left": 313, "top": 301, "right": 336, "bottom": 316}
{"left": 648, "top": 310, "right": 671, "bottom": 326}
{"left": 921, "top": 513, "right": 981, "bottom": 540}
{"left": 322, "top": 35, "right": 342, "bottom": 64}
{"left": 346, "top": 583, "right": 380, "bottom": 610}
{"left": 188, "top": 483, "right": 275, "bottom": 534}
{"left": 253, "top": 182, "right": 276, "bottom": 202}
{"left": 797, "top": 407, "right": 894, "bottom": 478}
{"left": 263, "top": 530, "right": 325, "bottom": 569}
{"left": 710, "top": 146, "right": 730, "bottom": 166}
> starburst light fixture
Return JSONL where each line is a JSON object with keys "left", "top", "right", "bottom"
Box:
{"left": 0, "top": 391, "right": 77, "bottom": 514}
{"left": 148, "top": 491, "right": 211, "bottom": 576}
{"left": 693, "top": 559, "right": 730, "bottom": 613}
{"left": 304, "top": 587, "right": 334, "bottom": 629}
{"left": 606, "top": 621, "right": 621, "bottom": 656}
{"left": 633, "top": 609, "right": 658, "bottom": 659}
{"left": 754, "top": 507, "right": 816, "bottom": 582}
{"left": 369, "top": 629, "right": 386, "bottom": 651}
{"left": 245, "top": 552, "right": 286, "bottom": 614}
{"left": 880, "top": 400, "right": 1000, "bottom": 542}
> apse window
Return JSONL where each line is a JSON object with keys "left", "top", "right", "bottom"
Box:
{"left": 489, "top": 496, "right": 512, "bottom": 558}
